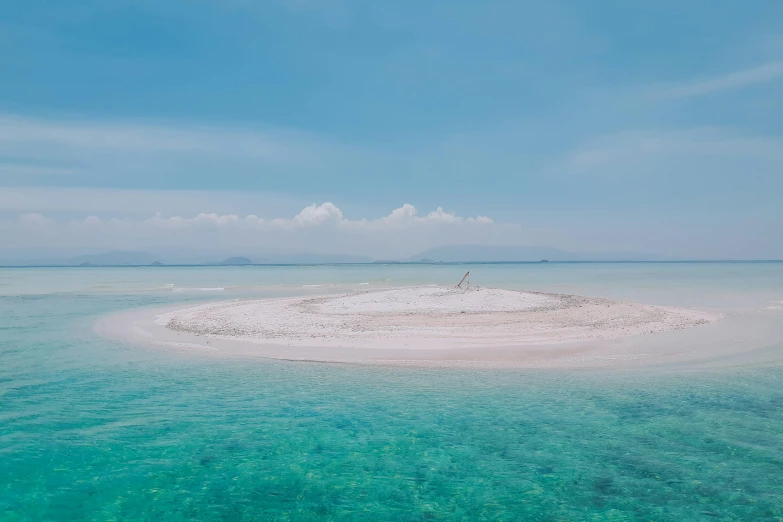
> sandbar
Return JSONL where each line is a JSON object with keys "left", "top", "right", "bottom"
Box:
{"left": 97, "top": 286, "right": 729, "bottom": 368}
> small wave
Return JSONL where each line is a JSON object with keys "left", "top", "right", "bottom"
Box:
{"left": 358, "top": 279, "right": 391, "bottom": 286}
{"left": 151, "top": 341, "right": 216, "bottom": 352}
{"left": 301, "top": 284, "right": 338, "bottom": 288}
{"left": 172, "top": 287, "right": 226, "bottom": 293}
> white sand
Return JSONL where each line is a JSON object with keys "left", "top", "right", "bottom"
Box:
{"left": 102, "top": 286, "right": 720, "bottom": 368}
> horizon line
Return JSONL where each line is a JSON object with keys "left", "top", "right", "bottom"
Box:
{"left": 1, "top": 260, "right": 781, "bottom": 268}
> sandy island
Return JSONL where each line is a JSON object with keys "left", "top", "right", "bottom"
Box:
{"left": 97, "top": 286, "right": 724, "bottom": 368}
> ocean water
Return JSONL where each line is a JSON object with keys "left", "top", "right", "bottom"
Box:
{"left": 1, "top": 263, "right": 782, "bottom": 521}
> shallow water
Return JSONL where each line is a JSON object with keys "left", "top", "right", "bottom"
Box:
{"left": 1, "top": 263, "right": 782, "bottom": 520}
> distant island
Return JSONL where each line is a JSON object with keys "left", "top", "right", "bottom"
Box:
{"left": 407, "top": 245, "right": 661, "bottom": 263}
{"left": 218, "top": 257, "right": 253, "bottom": 266}
{"left": 0, "top": 244, "right": 671, "bottom": 267}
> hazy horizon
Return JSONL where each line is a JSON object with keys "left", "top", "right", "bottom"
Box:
{"left": 2, "top": 245, "right": 780, "bottom": 266}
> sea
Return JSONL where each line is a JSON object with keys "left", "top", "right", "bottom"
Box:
{"left": 1, "top": 262, "right": 782, "bottom": 521}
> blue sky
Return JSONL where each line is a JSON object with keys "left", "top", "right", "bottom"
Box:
{"left": 1, "top": 0, "right": 782, "bottom": 259}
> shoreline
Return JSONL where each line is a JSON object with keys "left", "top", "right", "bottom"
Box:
{"left": 93, "top": 286, "right": 744, "bottom": 369}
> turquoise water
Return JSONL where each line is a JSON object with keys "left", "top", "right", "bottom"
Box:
{"left": 1, "top": 264, "right": 782, "bottom": 521}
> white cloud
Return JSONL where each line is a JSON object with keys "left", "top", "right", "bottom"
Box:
{"left": 0, "top": 164, "right": 74, "bottom": 177}
{"left": 662, "top": 61, "right": 783, "bottom": 99}
{"left": 0, "top": 187, "right": 311, "bottom": 217}
{"left": 140, "top": 202, "right": 492, "bottom": 230}
{"left": 18, "top": 213, "right": 50, "bottom": 226}
{"left": 292, "top": 202, "right": 344, "bottom": 226}
{"left": 0, "top": 114, "right": 382, "bottom": 191}
{"left": 564, "top": 127, "right": 783, "bottom": 173}
{"left": 3, "top": 202, "right": 500, "bottom": 259}
{"left": 145, "top": 212, "right": 243, "bottom": 229}
{"left": 425, "top": 207, "right": 461, "bottom": 223}
{"left": 0, "top": 114, "right": 317, "bottom": 164}
{"left": 383, "top": 203, "right": 417, "bottom": 222}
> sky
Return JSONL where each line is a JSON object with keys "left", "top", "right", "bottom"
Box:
{"left": 1, "top": 0, "right": 782, "bottom": 260}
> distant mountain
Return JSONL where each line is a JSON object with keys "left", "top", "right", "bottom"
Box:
{"left": 409, "top": 245, "right": 659, "bottom": 262}
{"left": 0, "top": 245, "right": 661, "bottom": 267}
{"left": 218, "top": 256, "right": 253, "bottom": 265}
{"left": 0, "top": 249, "right": 373, "bottom": 266}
